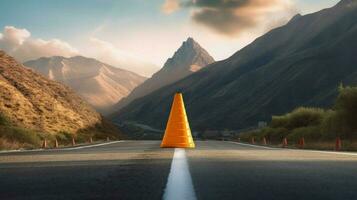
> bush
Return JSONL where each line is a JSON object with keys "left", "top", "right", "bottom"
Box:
{"left": 331, "top": 86, "right": 357, "bottom": 137}
{"left": 239, "top": 127, "right": 289, "bottom": 143}
{"left": 238, "top": 85, "right": 357, "bottom": 146}
{"left": 239, "top": 130, "right": 261, "bottom": 142}
{"left": 54, "top": 131, "right": 75, "bottom": 145}
{"left": 262, "top": 127, "right": 289, "bottom": 142}
{"left": 0, "top": 112, "right": 10, "bottom": 126}
{"left": 320, "top": 110, "right": 344, "bottom": 139}
{"left": 271, "top": 107, "right": 325, "bottom": 130}
{"left": 287, "top": 126, "right": 322, "bottom": 142}
{"left": 0, "top": 126, "right": 42, "bottom": 147}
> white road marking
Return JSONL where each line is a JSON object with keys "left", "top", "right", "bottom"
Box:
{"left": 288, "top": 149, "right": 357, "bottom": 156}
{"left": 228, "top": 141, "right": 277, "bottom": 150}
{"left": 0, "top": 141, "right": 123, "bottom": 154}
{"left": 62, "top": 141, "right": 122, "bottom": 150}
{"left": 0, "top": 149, "right": 45, "bottom": 154}
{"left": 163, "top": 148, "right": 197, "bottom": 200}
{"left": 230, "top": 141, "right": 357, "bottom": 156}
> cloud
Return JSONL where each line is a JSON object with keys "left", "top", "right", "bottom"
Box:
{"left": 162, "top": 0, "right": 181, "bottom": 14}
{"left": 162, "top": 0, "right": 297, "bottom": 36}
{"left": 0, "top": 26, "right": 157, "bottom": 76}
{"left": 86, "top": 37, "right": 158, "bottom": 77}
{"left": 0, "top": 26, "right": 78, "bottom": 62}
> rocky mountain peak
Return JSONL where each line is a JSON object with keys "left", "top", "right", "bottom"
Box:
{"left": 163, "top": 37, "right": 214, "bottom": 71}
{"left": 337, "top": 0, "right": 357, "bottom": 7}
{"left": 112, "top": 38, "right": 215, "bottom": 111}
{"left": 288, "top": 14, "right": 302, "bottom": 24}
{"left": 182, "top": 37, "right": 199, "bottom": 50}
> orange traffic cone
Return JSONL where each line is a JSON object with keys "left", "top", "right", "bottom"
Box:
{"left": 335, "top": 137, "right": 342, "bottom": 151}
{"left": 54, "top": 139, "right": 59, "bottom": 148}
{"left": 299, "top": 137, "right": 305, "bottom": 149}
{"left": 42, "top": 139, "right": 47, "bottom": 149}
{"left": 161, "top": 93, "right": 195, "bottom": 148}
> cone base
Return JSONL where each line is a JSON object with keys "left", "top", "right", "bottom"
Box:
{"left": 160, "top": 143, "right": 195, "bottom": 148}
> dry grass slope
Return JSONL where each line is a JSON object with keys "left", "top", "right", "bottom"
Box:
{"left": 0, "top": 51, "right": 122, "bottom": 149}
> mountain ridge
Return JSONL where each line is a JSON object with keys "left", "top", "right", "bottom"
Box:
{"left": 24, "top": 56, "right": 146, "bottom": 114}
{"left": 113, "top": 0, "right": 357, "bottom": 131}
{"left": 112, "top": 37, "right": 214, "bottom": 112}
{"left": 0, "top": 50, "right": 120, "bottom": 137}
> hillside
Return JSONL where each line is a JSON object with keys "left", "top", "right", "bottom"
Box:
{"left": 239, "top": 85, "right": 357, "bottom": 151}
{"left": 0, "top": 51, "right": 121, "bottom": 148}
{"left": 113, "top": 37, "right": 214, "bottom": 111}
{"left": 114, "top": 0, "right": 357, "bottom": 131}
{"left": 24, "top": 56, "right": 146, "bottom": 114}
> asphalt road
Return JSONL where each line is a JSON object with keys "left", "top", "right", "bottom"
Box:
{"left": 1, "top": 140, "right": 357, "bottom": 200}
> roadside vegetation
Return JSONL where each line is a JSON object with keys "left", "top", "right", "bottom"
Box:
{"left": 0, "top": 113, "right": 119, "bottom": 150}
{"left": 239, "top": 85, "right": 357, "bottom": 151}
{"left": 0, "top": 113, "right": 41, "bottom": 149}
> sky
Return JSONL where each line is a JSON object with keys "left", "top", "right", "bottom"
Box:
{"left": 0, "top": 0, "right": 339, "bottom": 76}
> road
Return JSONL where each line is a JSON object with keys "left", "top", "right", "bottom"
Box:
{"left": 1, "top": 140, "right": 357, "bottom": 200}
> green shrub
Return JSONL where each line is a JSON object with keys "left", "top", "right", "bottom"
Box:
{"left": 0, "top": 126, "right": 42, "bottom": 146}
{"left": 262, "top": 127, "right": 289, "bottom": 142}
{"left": 239, "top": 130, "right": 261, "bottom": 142}
{"left": 57, "top": 131, "right": 73, "bottom": 139}
{"left": 0, "top": 112, "right": 10, "bottom": 126}
{"left": 76, "top": 132, "right": 93, "bottom": 143}
{"left": 331, "top": 86, "right": 357, "bottom": 137}
{"left": 287, "top": 126, "right": 322, "bottom": 142}
{"left": 238, "top": 85, "right": 357, "bottom": 146}
{"left": 239, "top": 127, "right": 289, "bottom": 143}
{"left": 271, "top": 107, "right": 325, "bottom": 130}
{"left": 320, "top": 110, "right": 344, "bottom": 139}
{"left": 54, "top": 131, "right": 76, "bottom": 145}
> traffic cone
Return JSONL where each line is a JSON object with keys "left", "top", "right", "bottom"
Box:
{"left": 283, "top": 138, "right": 288, "bottom": 148}
{"left": 335, "top": 137, "right": 342, "bottom": 151}
{"left": 54, "top": 139, "right": 59, "bottom": 148}
{"left": 251, "top": 137, "right": 255, "bottom": 144}
{"left": 42, "top": 139, "right": 47, "bottom": 149}
{"left": 72, "top": 137, "right": 76, "bottom": 146}
{"left": 262, "top": 137, "right": 267, "bottom": 145}
{"left": 161, "top": 93, "right": 195, "bottom": 148}
{"left": 299, "top": 137, "right": 305, "bottom": 149}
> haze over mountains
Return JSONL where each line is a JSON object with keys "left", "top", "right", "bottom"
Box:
{"left": 114, "top": 37, "right": 214, "bottom": 110}
{"left": 0, "top": 51, "right": 119, "bottom": 136}
{"left": 24, "top": 56, "right": 146, "bottom": 114}
{"left": 115, "top": 0, "right": 357, "bottom": 131}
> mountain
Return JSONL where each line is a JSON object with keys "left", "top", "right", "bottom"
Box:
{"left": 113, "top": 37, "right": 214, "bottom": 111}
{"left": 114, "top": 0, "right": 357, "bottom": 132}
{"left": 0, "top": 50, "right": 120, "bottom": 137}
{"left": 24, "top": 56, "right": 146, "bottom": 114}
